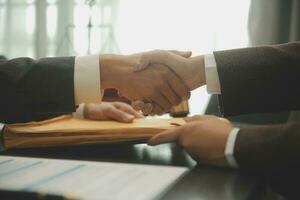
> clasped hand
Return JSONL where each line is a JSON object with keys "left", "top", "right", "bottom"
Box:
{"left": 132, "top": 50, "right": 206, "bottom": 114}
{"left": 100, "top": 50, "right": 205, "bottom": 115}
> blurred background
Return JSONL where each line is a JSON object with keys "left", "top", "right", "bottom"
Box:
{"left": 0, "top": 0, "right": 298, "bottom": 121}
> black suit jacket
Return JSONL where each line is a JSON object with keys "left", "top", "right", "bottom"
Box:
{"left": 214, "top": 42, "right": 300, "bottom": 197}
{"left": 215, "top": 42, "right": 300, "bottom": 117}
{"left": 0, "top": 56, "right": 76, "bottom": 123}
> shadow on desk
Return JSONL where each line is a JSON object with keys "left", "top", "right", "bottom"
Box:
{"left": 163, "top": 165, "right": 267, "bottom": 200}
{"left": 2, "top": 143, "right": 196, "bottom": 167}
{"left": 2, "top": 143, "right": 267, "bottom": 200}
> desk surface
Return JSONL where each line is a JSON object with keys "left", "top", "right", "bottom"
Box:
{"left": 1, "top": 143, "right": 266, "bottom": 200}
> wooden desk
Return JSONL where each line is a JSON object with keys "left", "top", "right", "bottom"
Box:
{"left": 1, "top": 143, "right": 266, "bottom": 200}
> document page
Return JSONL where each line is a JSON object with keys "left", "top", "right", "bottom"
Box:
{"left": 0, "top": 156, "right": 188, "bottom": 200}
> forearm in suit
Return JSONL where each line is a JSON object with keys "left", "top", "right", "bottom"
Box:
{"left": 235, "top": 123, "right": 300, "bottom": 197}
{"left": 0, "top": 57, "right": 76, "bottom": 123}
{"left": 214, "top": 42, "right": 300, "bottom": 116}
{"left": 234, "top": 123, "right": 300, "bottom": 173}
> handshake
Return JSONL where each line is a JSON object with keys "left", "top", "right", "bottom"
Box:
{"left": 100, "top": 50, "right": 206, "bottom": 115}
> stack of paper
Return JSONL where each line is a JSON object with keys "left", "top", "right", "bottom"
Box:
{"left": 0, "top": 156, "right": 188, "bottom": 200}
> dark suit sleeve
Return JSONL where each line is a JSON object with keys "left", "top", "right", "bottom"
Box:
{"left": 235, "top": 123, "right": 300, "bottom": 172}
{"left": 234, "top": 123, "right": 300, "bottom": 198}
{"left": 0, "top": 56, "right": 76, "bottom": 123}
{"left": 213, "top": 42, "right": 300, "bottom": 117}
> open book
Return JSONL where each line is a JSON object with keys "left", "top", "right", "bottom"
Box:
{"left": 2, "top": 116, "right": 185, "bottom": 149}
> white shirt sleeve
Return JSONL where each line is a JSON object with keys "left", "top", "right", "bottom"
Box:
{"left": 204, "top": 54, "right": 239, "bottom": 168}
{"left": 72, "top": 104, "right": 86, "bottom": 119}
{"left": 74, "top": 55, "right": 102, "bottom": 105}
{"left": 224, "top": 128, "right": 240, "bottom": 168}
{"left": 204, "top": 54, "right": 221, "bottom": 94}
{"left": 0, "top": 123, "right": 5, "bottom": 151}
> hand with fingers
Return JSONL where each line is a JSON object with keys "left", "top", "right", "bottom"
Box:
{"left": 83, "top": 102, "right": 144, "bottom": 123}
{"left": 131, "top": 50, "right": 207, "bottom": 114}
{"left": 148, "top": 115, "right": 233, "bottom": 167}
{"left": 100, "top": 50, "right": 192, "bottom": 115}
{"left": 133, "top": 50, "right": 206, "bottom": 91}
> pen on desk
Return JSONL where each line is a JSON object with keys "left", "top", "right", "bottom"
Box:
{"left": 0, "top": 190, "right": 79, "bottom": 200}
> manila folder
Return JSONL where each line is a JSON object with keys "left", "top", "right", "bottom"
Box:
{"left": 3, "top": 116, "right": 185, "bottom": 149}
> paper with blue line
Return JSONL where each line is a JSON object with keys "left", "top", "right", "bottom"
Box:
{"left": 0, "top": 156, "right": 188, "bottom": 200}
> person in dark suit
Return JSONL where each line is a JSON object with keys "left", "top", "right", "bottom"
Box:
{"left": 0, "top": 51, "right": 191, "bottom": 123}
{"left": 135, "top": 42, "right": 300, "bottom": 198}
{"left": 0, "top": 54, "right": 144, "bottom": 123}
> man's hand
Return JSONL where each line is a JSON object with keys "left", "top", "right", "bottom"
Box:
{"left": 84, "top": 102, "right": 144, "bottom": 123}
{"left": 134, "top": 50, "right": 206, "bottom": 90}
{"left": 100, "top": 51, "right": 192, "bottom": 115}
{"left": 148, "top": 115, "right": 233, "bottom": 167}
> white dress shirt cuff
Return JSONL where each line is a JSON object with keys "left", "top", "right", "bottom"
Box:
{"left": 225, "top": 128, "right": 240, "bottom": 168}
{"left": 74, "top": 55, "right": 102, "bottom": 105}
{"left": 72, "top": 104, "right": 85, "bottom": 119}
{"left": 0, "top": 123, "right": 5, "bottom": 151}
{"left": 204, "top": 54, "right": 221, "bottom": 94}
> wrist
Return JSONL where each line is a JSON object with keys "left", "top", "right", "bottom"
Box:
{"left": 100, "top": 54, "right": 125, "bottom": 89}
{"left": 189, "top": 56, "right": 206, "bottom": 90}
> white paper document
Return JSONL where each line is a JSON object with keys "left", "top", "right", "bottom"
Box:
{"left": 0, "top": 155, "right": 188, "bottom": 200}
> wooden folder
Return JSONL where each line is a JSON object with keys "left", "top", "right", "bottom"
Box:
{"left": 2, "top": 116, "right": 185, "bottom": 149}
